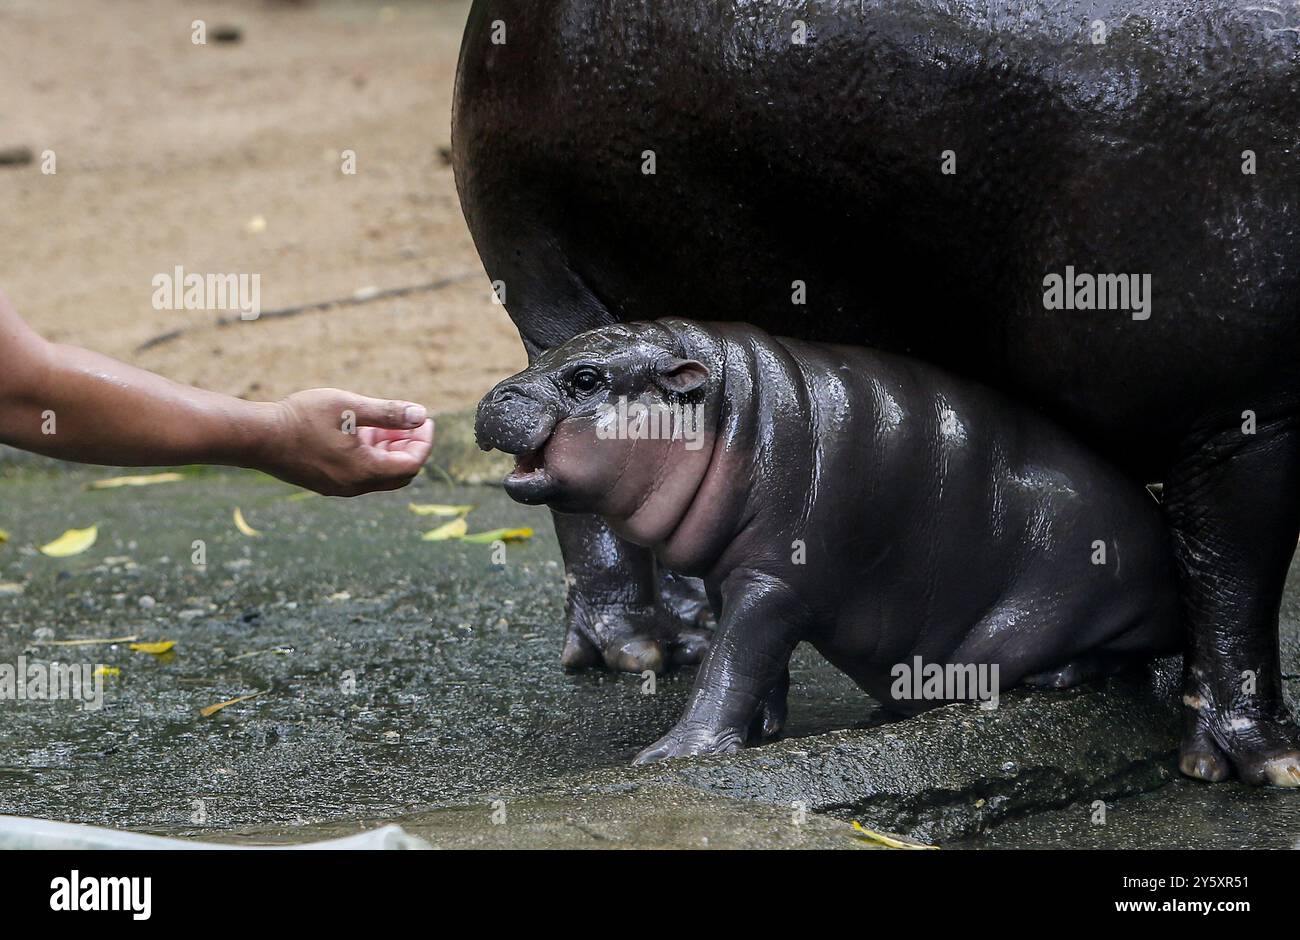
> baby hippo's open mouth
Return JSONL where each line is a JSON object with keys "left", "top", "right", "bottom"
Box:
{"left": 475, "top": 378, "right": 564, "bottom": 504}
{"left": 504, "top": 447, "right": 559, "bottom": 504}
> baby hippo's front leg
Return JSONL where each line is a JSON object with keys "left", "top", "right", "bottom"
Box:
{"left": 634, "top": 572, "right": 806, "bottom": 764}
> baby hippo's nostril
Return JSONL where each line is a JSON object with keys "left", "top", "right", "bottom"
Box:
{"left": 474, "top": 379, "right": 558, "bottom": 455}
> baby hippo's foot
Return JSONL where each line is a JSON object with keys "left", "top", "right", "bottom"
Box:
{"left": 633, "top": 722, "right": 746, "bottom": 765}
{"left": 1179, "top": 695, "right": 1300, "bottom": 787}
{"left": 636, "top": 672, "right": 790, "bottom": 765}
{"left": 561, "top": 593, "right": 710, "bottom": 674}
{"left": 752, "top": 668, "right": 790, "bottom": 741}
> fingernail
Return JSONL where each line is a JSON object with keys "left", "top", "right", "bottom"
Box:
{"left": 403, "top": 404, "right": 426, "bottom": 427}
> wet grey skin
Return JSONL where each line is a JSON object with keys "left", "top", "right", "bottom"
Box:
{"left": 476, "top": 320, "right": 1186, "bottom": 765}
{"left": 453, "top": 0, "right": 1300, "bottom": 785}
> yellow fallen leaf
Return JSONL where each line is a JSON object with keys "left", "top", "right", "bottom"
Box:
{"left": 408, "top": 503, "right": 474, "bottom": 517}
{"left": 233, "top": 507, "right": 261, "bottom": 538}
{"left": 851, "top": 821, "right": 938, "bottom": 850}
{"left": 39, "top": 525, "right": 99, "bottom": 557}
{"left": 0, "top": 529, "right": 8, "bottom": 544}
{"left": 129, "top": 640, "right": 176, "bottom": 655}
{"left": 200, "top": 690, "right": 267, "bottom": 718}
{"left": 421, "top": 517, "right": 469, "bottom": 541}
{"left": 93, "top": 666, "right": 120, "bottom": 678}
{"left": 41, "top": 634, "right": 138, "bottom": 647}
{"left": 88, "top": 472, "right": 185, "bottom": 490}
{"left": 461, "top": 527, "right": 534, "bottom": 544}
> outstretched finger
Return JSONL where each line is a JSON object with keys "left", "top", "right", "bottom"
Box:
{"left": 347, "top": 395, "right": 428, "bottom": 430}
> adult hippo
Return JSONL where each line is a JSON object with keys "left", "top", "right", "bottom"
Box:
{"left": 451, "top": 0, "right": 1300, "bottom": 785}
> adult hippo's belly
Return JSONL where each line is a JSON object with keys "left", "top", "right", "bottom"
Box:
{"left": 452, "top": 1, "right": 1300, "bottom": 785}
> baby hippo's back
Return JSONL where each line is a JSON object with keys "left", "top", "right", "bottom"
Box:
{"left": 773, "top": 335, "right": 1182, "bottom": 704}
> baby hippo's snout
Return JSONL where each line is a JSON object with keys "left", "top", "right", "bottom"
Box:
{"left": 475, "top": 377, "right": 563, "bottom": 505}
{"left": 475, "top": 380, "right": 556, "bottom": 456}
{"left": 478, "top": 379, "right": 559, "bottom": 457}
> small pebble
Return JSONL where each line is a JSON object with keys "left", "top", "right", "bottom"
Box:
{"left": 138, "top": 595, "right": 156, "bottom": 610}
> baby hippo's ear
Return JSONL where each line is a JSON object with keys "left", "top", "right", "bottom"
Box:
{"left": 653, "top": 356, "right": 710, "bottom": 394}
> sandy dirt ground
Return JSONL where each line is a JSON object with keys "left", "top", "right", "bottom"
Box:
{"left": 0, "top": 0, "right": 524, "bottom": 411}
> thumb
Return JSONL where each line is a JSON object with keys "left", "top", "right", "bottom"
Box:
{"left": 345, "top": 395, "right": 427, "bottom": 430}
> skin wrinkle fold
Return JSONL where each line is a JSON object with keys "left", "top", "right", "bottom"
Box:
{"left": 786, "top": 344, "right": 824, "bottom": 541}
{"left": 642, "top": 326, "right": 733, "bottom": 556}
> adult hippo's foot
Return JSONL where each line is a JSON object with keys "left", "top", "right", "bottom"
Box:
{"left": 554, "top": 512, "right": 710, "bottom": 673}
{"left": 1179, "top": 692, "right": 1300, "bottom": 787}
{"left": 1165, "top": 415, "right": 1300, "bottom": 787}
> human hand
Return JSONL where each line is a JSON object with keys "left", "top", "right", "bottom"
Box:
{"left": 259, "top": 388, "right": 434, "bottom": 496}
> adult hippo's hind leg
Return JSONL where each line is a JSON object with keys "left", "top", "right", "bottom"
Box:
{"left": 1164, "top": 416, "right": 1300, "bottom": 787}
{"left": 554, "top": 513, "right": 710, "bottom": 673}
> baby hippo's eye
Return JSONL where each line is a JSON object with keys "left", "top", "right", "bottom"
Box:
{"left": 569, "top": 366, "right": 603, "bottom": 395}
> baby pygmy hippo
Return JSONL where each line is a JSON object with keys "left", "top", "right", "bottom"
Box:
{"left": 475, "top": 319, "right": 1181, "bottom": 764}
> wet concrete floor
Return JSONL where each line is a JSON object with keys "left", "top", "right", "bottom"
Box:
{"left": 1, "top": 444, "right": 1297, "bottom": 848}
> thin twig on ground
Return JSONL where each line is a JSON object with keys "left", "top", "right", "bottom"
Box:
{"left": 134, "top": 271, "right": 482, "bottom": 353}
